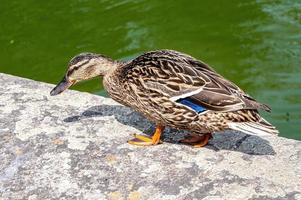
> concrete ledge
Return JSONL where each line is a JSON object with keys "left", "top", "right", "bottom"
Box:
{"left": 0, "top": 73, "right": 300, "bottom": 200}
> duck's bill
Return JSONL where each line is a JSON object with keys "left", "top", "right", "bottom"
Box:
{"left": 50, "top": 77, "right": 75, "bottom": 96}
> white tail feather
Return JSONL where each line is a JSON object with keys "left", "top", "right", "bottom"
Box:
{"left": 228, "top": 120, "right": 279, "bottom": 137}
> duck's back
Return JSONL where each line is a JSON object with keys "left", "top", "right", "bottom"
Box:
{"left": 118, "top": 50, "right": 268, "bottom": 110}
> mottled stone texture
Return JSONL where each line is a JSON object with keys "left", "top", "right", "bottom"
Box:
{"left": 0, "top": 73, "right": 300, "bottom": 200}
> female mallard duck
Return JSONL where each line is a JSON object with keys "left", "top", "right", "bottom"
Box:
{"left": 50, "top": 50, "right": 278, "bottom": 147}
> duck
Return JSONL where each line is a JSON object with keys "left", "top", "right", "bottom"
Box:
{"left": 50, "top": 49, "right": 278, "bottom": 147}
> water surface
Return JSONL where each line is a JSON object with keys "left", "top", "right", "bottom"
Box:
{"left": 0, "top": 0, "right": 300, "bottom": 139}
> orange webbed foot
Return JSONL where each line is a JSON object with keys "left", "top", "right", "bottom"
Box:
{"left": 127, "top": 125, "right": 165, "bottom": 146}
{"left": 180, "top": 133, "right": 212, "bottom": 148}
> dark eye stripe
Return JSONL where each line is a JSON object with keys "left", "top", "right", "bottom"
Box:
{"left": 67, "top": 60, "right": 90, "bottom": 76}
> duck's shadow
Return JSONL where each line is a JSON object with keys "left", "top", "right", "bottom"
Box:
{"left": 64, "top": 105, "right": 276, "bottom": 155}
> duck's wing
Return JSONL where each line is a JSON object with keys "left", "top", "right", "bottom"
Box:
{"left": 120, "top": 49, "right": 271, "bottom": 113}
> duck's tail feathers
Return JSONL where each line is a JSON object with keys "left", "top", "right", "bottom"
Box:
{"left": 228, "top": 118, "right": 279, "bottom": 136}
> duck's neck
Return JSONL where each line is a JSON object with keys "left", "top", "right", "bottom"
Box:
{"left": 94, "top": 58, "right": 124, "bottom": 77}
{"left": 102, "top": 59, "right": 126, "bottom": 99}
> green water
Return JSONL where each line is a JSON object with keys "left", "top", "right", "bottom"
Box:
{"left": 0, "top": 0, "right": 300, "bottom": 140}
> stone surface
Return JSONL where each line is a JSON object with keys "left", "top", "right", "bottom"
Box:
{"left": 0, "top": 73, "right": 300, "bottom": 200}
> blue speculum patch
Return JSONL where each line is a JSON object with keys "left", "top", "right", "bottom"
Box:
{"left": 176, "top": 98, "right": 206, "bottom": 113}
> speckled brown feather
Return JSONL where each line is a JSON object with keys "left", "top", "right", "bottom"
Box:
{"left": 103, "top": 49, "right": 277, "bottom": 135}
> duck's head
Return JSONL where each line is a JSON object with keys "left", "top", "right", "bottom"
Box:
{"left": 50, "top": 52, "right": 116, "bottom": 96}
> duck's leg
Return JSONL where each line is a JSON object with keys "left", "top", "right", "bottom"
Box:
{"left": 180, "top": 133, "right": 212, "bottom": 148}
{"left": 127, "top": 125, "right": 165, "bottom": 146}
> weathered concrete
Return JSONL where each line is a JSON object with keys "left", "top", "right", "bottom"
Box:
{"left": 0, "top": 73, "right": 300, "bottom": 200}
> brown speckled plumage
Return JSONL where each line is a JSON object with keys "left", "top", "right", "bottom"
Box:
{"left": 52, "top": 49, "right": 279, "bottom": 140}
{"left": 102, "top": 50, "right": 278, "bottom": 136}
